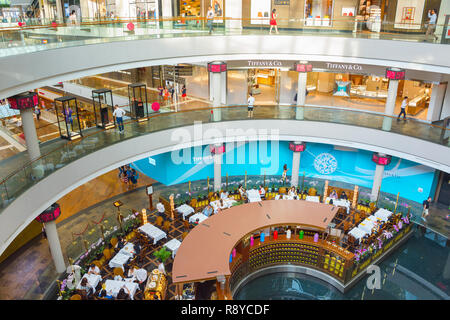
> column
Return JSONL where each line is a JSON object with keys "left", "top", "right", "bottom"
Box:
{"left": 211, "top": 143, "right": 225, "bottom": 192}
{"left": 20, "top": 108, "right": 41, "bottom": 161}
{"left": 45, "top": 220, "right": 66, "bottom": 273}
{"left": 382, "top": 68, "right": 405, "bottom": 131}
{"left": 427, "top": 83, "right": 447, "bottom": 122}
{"left": 208, "top": 62, "right": 227, "bottom": 122}
{"left": 55, "top": 0, "right": 64, "bottom": 23}
{"left": 36, "top": 203, "right": 66, "bottom": 273}
{"left": 294, "top": 62, "right": 312, "bottom": 120}
{"left": 370, "top": 153, "right": 392, "bottom": 202}
{"left": 8, "top": 92, "right": 41, "bottom": 161}
{"left": 289, "top": 142, "right": 306, "bottom": 187}
{"left": 225, "top": 0, "right": 242, "bottom": 30}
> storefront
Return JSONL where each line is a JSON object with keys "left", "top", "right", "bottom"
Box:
{"left": 243, "top": 0, "right": 359, "bottom": 31}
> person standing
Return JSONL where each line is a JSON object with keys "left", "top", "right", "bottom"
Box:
{"left": 425, "top": 9, "right": 438, "bottom": 42}
{"left": 421, "top": 196, "right": 432, "bottom": 222}
{"left": 281, "top": 164, "right": 288, "bottom": 185}
{"left": 113, "top": 105, "right": 125, "bottom": 133}
{"left": 397, "top": 96, "right": 408, "bottom": 121}
{"left": 207, "top": 6, "right": 215, "bottom": 34}
{"left": 69, "top": 10, "right": 77, "bottom": 26}
{"left": 181, "top": 85, "right": 187, "bottom": 101}
{"left": 247, "top": 92, "right": 255, "bottom": 118}
{"left": 269, "top": 9, "right": 279, "bottom": 34}
{"left": 34, "top": 105, "right": 41, "bottom": 121}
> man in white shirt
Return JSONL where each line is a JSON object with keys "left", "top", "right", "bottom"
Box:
{"left": 247, "top": 93, "right": 255, "bottom": 118}
{"left": 156, "top": 202, "right": 165, "bottom": 217}
{"left": 397, "top": 96, "right": 408, "bottom": 121}
{"left": 259, "top": 185, "right": 266, "bottom": 199}
{"left": 220, "top": 190, "right": 228, "bottom": 199}
{"left": 113, "top": 105, "right": 126, "bottom": 133}
{"left": 206, "top": 6, "right": 214, "bottom": 34}
{"left": 425, "top": 9, "right": 438, "bottom": 42}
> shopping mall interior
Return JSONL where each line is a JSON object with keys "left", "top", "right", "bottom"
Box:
{"left": 0, "top": 0, "right": 449, "bottom": 307}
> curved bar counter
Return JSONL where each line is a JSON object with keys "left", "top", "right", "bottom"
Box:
{"left": 172, "top": 199, "right": 414, "bottom": 297}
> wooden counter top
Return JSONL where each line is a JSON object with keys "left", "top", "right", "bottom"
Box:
{"left": 172, "top": 200, "right": 338, "bottom": 284}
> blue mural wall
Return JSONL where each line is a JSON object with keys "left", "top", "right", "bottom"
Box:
{"left": 132, "top": 141, "right": 436, "bottom": 202}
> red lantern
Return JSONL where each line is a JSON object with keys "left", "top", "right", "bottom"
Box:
{"left": 151, "top": 102, "right": 160, "bottom": 112}
{"left": 36, "top": 203, "right": 61, "bottom": 223}
{"left": 273, "top": 230, "right": 278, "bottom": 240}
{"left": 127, "top": 22, "right": 135, "bottom": 31}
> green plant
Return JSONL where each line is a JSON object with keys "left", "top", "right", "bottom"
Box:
{"left": 153, "top": 247, "right": 172, "bottom": 264}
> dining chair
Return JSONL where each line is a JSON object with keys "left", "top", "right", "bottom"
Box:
{"left": 113, "top": 267, "right": 125, "bottom": 279}
{"left": 70, "top": 294, "right": 82, "bottom": 300}
{"left": 155, "top": 216, "right": 163, "bottom": 227}
{"left": 110, "top": 237, "right": 118, "bottom": 248}
{"left": 182, "top": 231, "right": 189, "bottom": 240}
{"left": 162, "top": 220, "right": 171, "bottom": 232}
{"left": 183, "top": 220, "right": 190, "bottom": 231}
{"left": 103, "top": 248, "right": 113, "bottom": 260}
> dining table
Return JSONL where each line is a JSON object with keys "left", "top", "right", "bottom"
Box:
{"left": 246, "top": 189, "right": 262, "bottom": 202}
{"left": 138, "top": 223, "right": 167, "bottom": 245}
{"left": 76, "top": 273, "right": 102, "bottom": 290}
{"left": 104, "top": 279, "right": 139, "bottom": 299}
{"left": 189, "top": 213, "right": 208, "bottom": 224}
{"left": 176, "top": 204, "right": 195, "bottom": 220}
{"left": 164, "top": 238, "right": 182, "bottom": 259}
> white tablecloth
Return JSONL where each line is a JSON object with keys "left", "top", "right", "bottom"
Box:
{"left": 348, "top": 227, "right": 369, "bottom": 241}
{"left": 210, "top": 198, "right": 236, "bottom": 211}
{"left": 76, "top": 273, "right": 102, "bottom": 290}
{"left": 374, "top": 208, "right": 393, "bottom": 222}
{"left": 109, "top": 252, "right": 131, "bottom": 269}
{"left": 366, "top": 215, "right": 382, "bottom": 224}
{"left": 305, "top": 196, "right": 320, "bottom": 203}
{"left": 246, "top": 189, "right": 261, "bottom": 202}
{"left": 358, "top": 218, "right": 375, "bottom": 234}
{"left": 118, "top": 243, "right": 135, "bottom": 257}
{"left": 189, "top": 213, "right": 208, "bottom": 224}
{"left": 176, "top": 204, "right": 195, "bottom": 219}
{"left": 164, "top": 238, "right": 182, "bottom": 259}
{"left": 326, "top": 197, "right": 351, "bottom": 208}
{"left": 283, "top": 194, "right": 300, "bottom": 200}
{"left": 138, "top": 223, "right": 167, "bottom": 245}
{"left": 104, "top": 279, "right": 138, "bottom": 299}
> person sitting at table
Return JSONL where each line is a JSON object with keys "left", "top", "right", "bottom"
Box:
{"left": 329, "top": 190, "right": 338, "bottom": 200}
{"left": 202, "top": 204, "right": 213, "bottom": 217}
{"left": 238, "top": 185, "right": 246, "bottom": 199}
{"left": 219, "top": 198, "right": 226, "bottom": 209}
{"left": 288, "top": 186, "right": 297, "bottom": 198}
{"left": 192, "top": 218, "right": 200, "bottom": 226}
{"left": 78, "top": 277, "right": 93, "bottom": 295}
{"left": 88, "top": 263, "right": 100, "bottom": 275}
{"left": 98, "top": 288, "right": 114, "bottom": 300}
{"left": 134, "top": 243, "right": 141, "bottom": 256}
{"left": 220, "top": 190, "right": 228, "bottom": 200}
{"left": 329, "top": 198, "right": 334, "bottom": 205}
{"left": 340, "top": 191, "right": 348, "bottom": 200}
{"left": 117, "top": 238, "right": 127, "bottom": 250}
{"left": 116, "top": 286, "right": 132, "bottom": 300}
{"left": 259, "top": 185, "right": 266, "bottom": 199}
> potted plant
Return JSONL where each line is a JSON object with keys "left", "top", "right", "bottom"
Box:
{"left": 153, "top": 247, "right": 172, "bottom": 266}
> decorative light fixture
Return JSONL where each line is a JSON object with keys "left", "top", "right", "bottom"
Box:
{"left": 385, "top": 67, "right": 406, "bottom": 80}
{"left": 8, "top": 92, "right": 38, "bottom": 110}
{"left": 372, "top": 153, "right": 392, "bottom": 166}
{"left": 207, "top": 62, "right": 227, "bottom": 73}
{"left": 289, "top": 142, "right": 306, "bottom": 152}
{"left": 35, "top": 203, "right": 61, "bottom": 223}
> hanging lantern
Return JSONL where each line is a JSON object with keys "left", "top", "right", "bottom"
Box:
{"left": 299, "top": 230, "right": 304, "bottom": 240}
{"left": 260, "top": 232, "right": 265, "bottom": 243}
{"left": 273, "top": 230, "right": 278, "bottom": 240}
{"left": 35, "top": 203, "right": 61, "bottom": 223}
{"left": 250, "top": 235, "right": 254, "bottom": 247}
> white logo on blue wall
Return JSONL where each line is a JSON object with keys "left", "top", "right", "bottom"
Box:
{"left": 314, "top": 153, "right": 338, "bottom": 174}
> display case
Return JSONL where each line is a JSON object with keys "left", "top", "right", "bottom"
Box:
{"left": 128, "top": 83, "right": 149, "bottom": 122}
{"left": 144, "top": 269, "right": 167, "bottom": 300}
{"left": 54, "top": 96, "right": 82, "bottom": 140}
{"left": 408, "top": 94, "right": 429, "bottom": 116}
{"left": 92, "top": 88, "right": 115, "bottom": 129}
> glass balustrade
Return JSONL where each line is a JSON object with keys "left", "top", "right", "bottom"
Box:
{"left": 0, "top": 105, "right": 448, "bottom": 216}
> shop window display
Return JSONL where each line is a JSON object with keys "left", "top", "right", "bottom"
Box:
{"left": 305, "top": 0, "right": 333, "bottom": 27}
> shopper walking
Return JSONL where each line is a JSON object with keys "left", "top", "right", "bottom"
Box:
{"left": 397, "top": 96, "right": 408, "bottom": 121}
{"left": 181, "top": 85, "right": 187, "bottom": 101}
{"left": 421, "top": 196, "right": 432, "bottom": 223}
{"left": 269, "top": 9, "right": 279, "bottom": 34}
{"left": 69, "top": 10, "right": 77, "bottom": 26}
{"left": 425, "top": 9, "right": 438, "bottom": 42}
{"left": 206, "top": 6, "right": 215, "bottom": 34}
{"left": 247, "top": 92, "right": 255, "bottom": 118}
{"left": 113, "top": 105, "right": 125, "bottom": 133}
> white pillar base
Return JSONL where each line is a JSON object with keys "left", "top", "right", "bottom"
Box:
{"left": 370, "top": 164, "right": 385, "bottom": 202}
{"left": 291, "top": 151, "right": 301, "bottom": 187}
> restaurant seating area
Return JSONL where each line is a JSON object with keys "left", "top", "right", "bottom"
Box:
{"left": 58, "top": 178, "right": 413, "bottom": 301}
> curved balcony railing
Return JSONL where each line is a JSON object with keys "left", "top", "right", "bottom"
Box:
{"left": 0, "top": 17, "right": 448, "bottom": 57}
{"left": 0, "top": 105, "right": 448, "bottom": 215}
